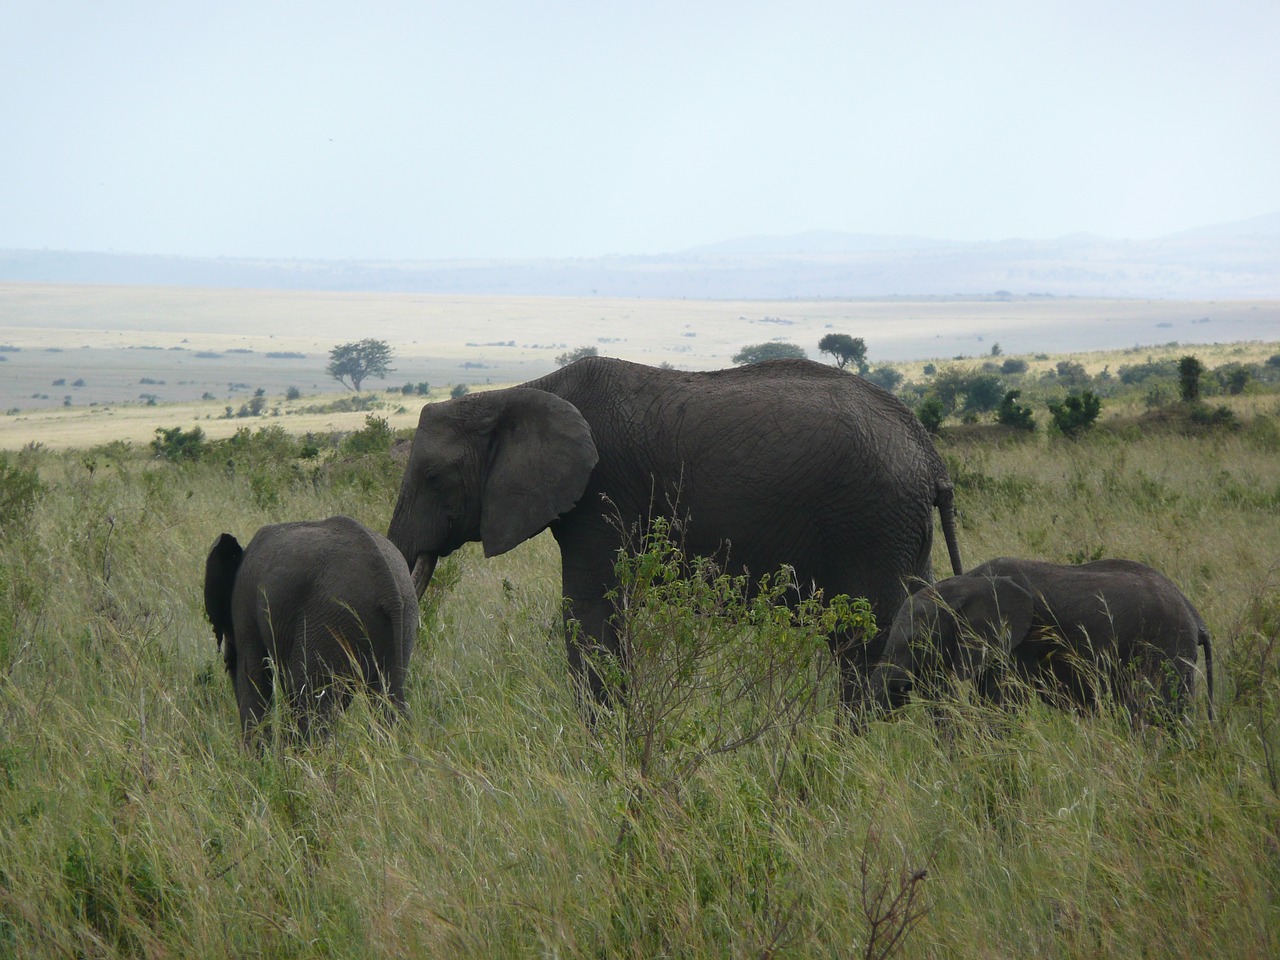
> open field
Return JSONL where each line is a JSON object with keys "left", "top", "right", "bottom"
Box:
{"left": 2, "top": 282, "right": 1278, "bottom": 403}
{"left": 3, "top": 282, "right": 1279, "bottom": 450}
{"left": 1, "top": 359, "right": 1280, "bottom": 955}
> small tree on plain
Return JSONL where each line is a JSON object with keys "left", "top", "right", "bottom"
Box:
{"left": 327, "top": 339, "right": 395, "bottom": 391}
{"left": 817, "top": 333, "right": 867, "bottom": 372}
{"left": 864, "top": 366, "right": 904, "bottom": 392}
{"left": 997, "top": 390, "right": 1036, "bottom": 431}
{"left": 1178, "top": 355, "right": 1205, "bottom": 402}
{"left": 916, "top": 397, "right": 946, "bottom": 434}
{"left": 962, "top": 374, "right": 1005, "bottom": 414}
{"left": 1048, "top": 391, "right": 1102, "bottom": 437}
{"left": 556, "top": 345, "right": 599, "bottom": 367}
{"left": 930, "top": 367, "right": 969, "bottom": 414}
{"left": 732, "top": 342, "right": 807, "bottom": 365}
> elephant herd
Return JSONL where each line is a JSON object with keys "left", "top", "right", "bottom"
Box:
{"left": 204, "top": 356, "right": 1213, "bottom": 739}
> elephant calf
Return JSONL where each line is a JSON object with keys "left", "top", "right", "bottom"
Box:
{"left": 868, "top": 557, "right": 1214, "bottom": 723}
{"left": 203, "top": 515, "right": 418, "bottom": 739}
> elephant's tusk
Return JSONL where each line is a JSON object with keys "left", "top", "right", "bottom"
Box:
{"left": 410, "top": 554, "right": 438, "bottom": 600}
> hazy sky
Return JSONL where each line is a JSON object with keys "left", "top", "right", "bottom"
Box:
{"left": 3, "top": 1, "right": 1278, "bottom": 260}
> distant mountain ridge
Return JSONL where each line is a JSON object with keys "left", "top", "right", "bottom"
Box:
{"left": 3, "top": 214, "right": 1278, "bottom": 299}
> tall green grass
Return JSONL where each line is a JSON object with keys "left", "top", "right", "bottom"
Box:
{"left": 1, "top": 396, "right": 1279, "bottom": 958}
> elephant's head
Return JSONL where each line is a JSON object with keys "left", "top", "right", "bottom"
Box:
{"left": 869, "top": 574, "right": 1034, "bottom": 713}
{"left": 388, "top": 388, "right": 599, "bottom": 597}
{"left": 204, "top": 532, "right": 244, "bottom": 676}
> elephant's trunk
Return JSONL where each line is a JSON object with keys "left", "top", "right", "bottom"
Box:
{"left": 410, "top": 554, "right": 438, "bottom": 600}
{"left": 869, "top": 665, "right": 912, "bottom": 715}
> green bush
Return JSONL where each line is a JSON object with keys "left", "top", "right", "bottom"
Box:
{"left": 1048, "top": 391, "right": 1101, "bottom": 437}
{"left": 916, "top": 397, "right": 946, "bottom": 433}
{"left": 962, "top": 373, "right": 1005, "bottom": 414}
{"left": 997, "top": 389, "right": 1036, "bottom": 431}
{"left": 600, "top": 515, "right": 872, "bottom": 787}
{"left": 864, "top": 366, "right": 904, "bottom": 392}
{"left": 150, "top": 426, "right": 207, "bottom": 461}
{"left": 341, "top": 414, "right": 394, "bottom": 457}
{"left": 0, "top": 453, "right": 43, "bottom": 532}
{"left": 1179, "top": 355, "right": 1205, "bottom": 402}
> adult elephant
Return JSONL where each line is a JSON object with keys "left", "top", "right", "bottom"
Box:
{"left": 867, "top": 557, "right": 1214, "bottom": 723}
{"left": 388, "top": 356, "right": 963, "bottom": 711}
{"left": 203, "top": 515, "right": 418, "bottom": 738}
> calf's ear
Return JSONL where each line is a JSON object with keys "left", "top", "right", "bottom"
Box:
{"left": 204, "top": 533, "right": 243, "bottom": 646}
{"left": 953, "top": 575, "right": 1035, "bottom": 677}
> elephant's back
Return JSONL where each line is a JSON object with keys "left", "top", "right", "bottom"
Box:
{"left": 974, "top": 556, "right": 1202, "bottom": 641}
{"left": 528, "top": 356, "right": 933, "bottom": 460}
{"left": 237, "top": 516, "right": 413, "bottom": 623}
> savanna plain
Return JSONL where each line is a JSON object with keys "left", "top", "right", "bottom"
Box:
{"left": 1, "top": 288, "right": 1280, "bottom": 958}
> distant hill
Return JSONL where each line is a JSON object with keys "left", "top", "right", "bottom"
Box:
{"left": 3, "top": 214, "right": 1278, "bottom": 299}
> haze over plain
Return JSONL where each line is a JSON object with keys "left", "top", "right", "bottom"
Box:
{"left": 3, "top": 1, "right": 1279, "bottom": 262}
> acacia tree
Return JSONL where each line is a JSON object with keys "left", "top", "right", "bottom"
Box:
{"left": 556, "top": 345, "right": 599, "bottom": 367}
{"left": 818, "top": 333, "right": 867, "bottom": 372}
{"left": 732, "top": 342, "right": 807, "bottom": 365}
{"left": 327, "top": 339, "right": 394, "bottom": 391}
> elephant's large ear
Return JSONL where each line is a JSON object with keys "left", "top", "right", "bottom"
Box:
{"left": 204, "top": 533, "right": 243, "bottom": 645}
{"left": 480, "top": 389, "right": 599, "bottom": 557}
{"left": 953, "top": 575, "right": 1035, "bottom": 677}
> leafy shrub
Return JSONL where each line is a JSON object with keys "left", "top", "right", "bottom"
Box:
{"left": 341, "top": 414, "right": 394, "bottom": 457}
{"left": 1119, "top": 358, "right": 1178, "bottom": 385}
{"left": 285, "top": 386, "right": 302, "bottom": 400}
{"left": 221, "top": 425, "right": 302, "bottom": 464}
{"left": 1187, "top": 403, "right": 1238, "bottom": 430}
{"left": 0, "top": 453, "right": 44, "bottom": 533}
{"left": 1053, "top": 360, "right": 1090, "bottom": 387}
{"left": 1218, "top": 364, "right": 1251, "bottom": 395}
{"left": 732, "top": 342, "right": 807, "bottom": 364}
{"left": 922, "top": 363, "right": 936, "bottom": 376}
{"left": 150, "top": 426, "right": 207, "bottom": 461}
{"left": 930, "top": 367, "right": 969, "bottom": 414}
{"left": 916, "top": 397, "right": 946, "bottom": 433}
{"left": 864, "top": 366, "right": 904, "bottom": 392}
{"left": 1178, "top": 355, "right": 1205, "bottom": 402}
{"left": 1048, "top": 391, "right": 1101, "bottom": 437}
{"left": 1000, "top": 358, "right": 1029, "bottom": 375}
{"left": 556, "top": 345, "right": 600, "bottom": 366}
{"left": 450, "top": 384, "right": 470, "bottom": 399}
{"left": 997, "top": 390, "right": 1036, "bottom": 431}
{"left": 962, "top": 373, "right": 1005, "bottom": 414}
{"left": 599, "top": 515, "right": 871, "bottom": 786}
{"left": 293, "top": 394, "right": 381, "bottom": 415}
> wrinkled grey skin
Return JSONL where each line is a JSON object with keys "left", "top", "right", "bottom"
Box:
{"left": 868, "top": 557, "right": 1214, "bottom": 723}
{"left": 204, "top": 515, "right": 418, "bottom": 738}
{"left": 388, "top": 356, "right": 962, "bottom": 711}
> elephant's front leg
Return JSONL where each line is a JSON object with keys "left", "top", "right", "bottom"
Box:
{"left": 561, "top": 590, "right": 624, "bottom": 709}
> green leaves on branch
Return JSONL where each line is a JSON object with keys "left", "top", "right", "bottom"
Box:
{"left": 599, "top": 515, "right": 874, "bottom": 789}
{"left": 1048, "top": 390, "right": 1102, "bottom": 437}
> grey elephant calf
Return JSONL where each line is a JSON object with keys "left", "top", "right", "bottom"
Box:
{"left": 868, "top": 557, "right": 1214, "bottom": 723}
{"left": 203, "top": 515, "right": 418, "bottom": 738}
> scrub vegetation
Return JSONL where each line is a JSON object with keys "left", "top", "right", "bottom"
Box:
{"left": 1, "top": 348, "right": 1279, "bottom": 958}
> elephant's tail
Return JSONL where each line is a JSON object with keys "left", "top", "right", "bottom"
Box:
{"left": 935, "top": 481, "right": 963, "bottom": 576}
{"left": 1200, "top": 622, "right": 1215, "bottom": 722}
